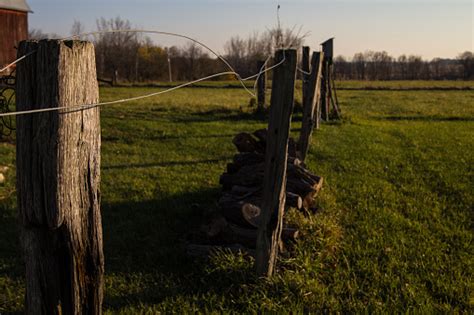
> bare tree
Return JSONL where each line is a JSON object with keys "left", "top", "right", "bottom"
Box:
{"left": 407, "top": 55, "right": 423, "bottom": 80}
{"left": 28, "top": 28, "right": 60, "bottom": 40}
{"left": 70, "top": 20, "right": 85, "bottom": 36}
{"left": 457, "top": 51, "right": 474, "bottom": 80}
{"left": 94, "top": 17, "right": 140, "bottom": 84}
{"left": 353, "top": 53, "right": 366, "bottom": 80}
{"left": 224, "top": 27, "right": 306, "bottom": 78}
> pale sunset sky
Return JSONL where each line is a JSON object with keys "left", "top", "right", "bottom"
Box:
{"left": 28, "top": 0, "right": 473, "bottom": 60}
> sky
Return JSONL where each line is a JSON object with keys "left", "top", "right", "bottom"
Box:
{"left": 27, "top": 0, "right": 473, "bottom": 60}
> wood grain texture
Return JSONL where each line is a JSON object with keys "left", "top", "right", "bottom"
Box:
{"left": 255, "top": 49, "right": 297, "bottom": 277}
{"left": 16, "top": 39, "right": 103, "bottom": 315}
{"left": 298, "top": 51, "right": 324, "bottom": 161}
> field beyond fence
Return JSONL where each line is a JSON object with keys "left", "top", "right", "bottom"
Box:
{"left": 0, "top": 82, "right": 473, "bottom": 312}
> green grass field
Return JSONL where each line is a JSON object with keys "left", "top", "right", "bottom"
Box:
{"left": 1, "top": 82, "right": 473, "bottom": 313}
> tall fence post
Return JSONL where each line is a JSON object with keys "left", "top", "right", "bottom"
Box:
{"left": 315, "top": 52, "right": 324, "bottom": 130}
{"left": 16, "top": 39, "right": 104, "bottom": 314}
{"left": 298, "top": 51, "right": 324, "bottom": 162}
{"left": 301, "top": 46, "right": 310, "bottom": 109}
{"left": 320, "top": 60, "right": 329, "bottom": 121}
{"left": 256, "top": 60, "right": 267, "bottom": 111}
{"left": 256, "top": 49, "right": 297, "bottom": 277}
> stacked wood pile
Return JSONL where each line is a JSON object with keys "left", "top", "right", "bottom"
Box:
{"left": 187, "top": 128, "right": 323, "bottom": 257}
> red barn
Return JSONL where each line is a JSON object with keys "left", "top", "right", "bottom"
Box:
{"left": 0, "top": 0, "right": 32, "bottom": 70}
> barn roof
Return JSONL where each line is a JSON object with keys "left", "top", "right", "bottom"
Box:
{"left": 0, "top": 0, "right": 32, "bottom": 12}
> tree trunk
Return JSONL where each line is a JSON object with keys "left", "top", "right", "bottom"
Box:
{"left": 16, "top": 39, "right": 104, "bottom": 315}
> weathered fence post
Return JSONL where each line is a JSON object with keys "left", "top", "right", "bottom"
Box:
{"left": 256, "top": 60, "right": 267, "bottom": 111}
{"left": 16, "top": 39, "right": 104, "bottom": 314}
{"left": 256, "top": 49, "right": 297, "bottom": 277}
{"left": 314, "top": 52, "right": 324, "bottom": 130}
{"left": 320, "top": 60, "right": 329, "bottom": 121}
{"left": 298, "top": 51, "right": 324, "bottom": 162}
{"left": 301, "top": 46, "right": 310, "bottom": 109}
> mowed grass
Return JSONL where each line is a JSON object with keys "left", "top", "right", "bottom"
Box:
{"left": 0, "top": 83, "right": 473, "bottom": 313}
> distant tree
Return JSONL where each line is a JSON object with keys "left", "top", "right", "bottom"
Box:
{"left": 224, "top": 27, "right": 306, "bottom": 78}
{"left": 182, "top": 42, "right": 205, "bottom": 80}
{"left": 352, "top": 53, "right": 366, "bottom": 80}
{"left": 28, "top": 28, "right": 60, "bottom": 40}
{"left": 28, "top": 28, "right": 47, "bottom": 39}
{"left": 334, "top": 55, "right": 350, "bottom": 80}
{"left": 94, "top": 17, "right": 140, "bottom": 84}
{"left": 397, "top": 55, "right": 408, "bottom": 80}
{"left": 457, "top": 51, "right": 474, "bottom": 80}
{"left": 430, "top": 58, "right": 443, "bottom": 80}
{"left": 70, "top": 20, "right": 85, "bottom": 37}
{"left": 136, "top": 39, "right": 168, "bottom": 81}
{"left": 372, "top": 51, "right": 393, "bottom": 80}
{"left": 407, "top": 55, "right": 423, "bottom": 80}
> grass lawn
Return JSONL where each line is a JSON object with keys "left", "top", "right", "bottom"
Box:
{"left": 0, "top": 82, "right": 473, "bottom": 313}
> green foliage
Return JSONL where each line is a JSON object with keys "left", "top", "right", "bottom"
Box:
{"left": 0, "top": 84, "right": 472, "bottom": 313}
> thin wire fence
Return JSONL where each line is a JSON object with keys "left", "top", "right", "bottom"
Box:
{"left": 0, "top": 28, "right": 294, "bottom": 118}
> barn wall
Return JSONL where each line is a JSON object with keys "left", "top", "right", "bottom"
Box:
{"left": 0, "top": 9, "right": 28, "bottom": 69}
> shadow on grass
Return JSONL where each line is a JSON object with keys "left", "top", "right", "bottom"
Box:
{"left": 379, "top": 115, "right": 474, "bottom": 122}
{"left": 101, "top": 188, "right": 257, "bottom": 310}
{"left": 0, "top": 206, "right": 23, "bottom": 277}
{"left": 172, "top": 109, "right": 267, "bottom": 123}
{"left": 1, "top": 186, "right": 256, "bottom": 312}
{"left": 102, "top": 134, "right": 237, "bottom": 144}
{"left": 102, "top": 157, "right": 230, "bottom": 170}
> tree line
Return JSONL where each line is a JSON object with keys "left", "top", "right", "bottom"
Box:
{"left": 76, "top": 17, "right": 301, "bottom": 84}
{"left": 29, "top": 17, "right": 473, "bottom": 83}
{"left": 334, "top": 51, "right": 473, "bottom": 81}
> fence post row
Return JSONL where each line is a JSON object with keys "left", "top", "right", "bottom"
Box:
{"left": 298, "top": 51, "right": 324, "bottom": 162}
{"left": 256, "top": 49, "right": 297, "bottom": 277}
{"left": 16, "top": 39, "right": 104, "bottom": 314}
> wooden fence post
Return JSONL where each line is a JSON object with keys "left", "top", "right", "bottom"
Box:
{"left": 301, "top": 46, "right": 310, "bottom": 109}
{"left": 315, "top": 52, "right": 325, "bottom": 130}
{"left": 16, "top": 39, "right": 104, "bottom": 314}
{"left": 256, "top": 60, "right": 267, "bottom": 111}
{"left": 256, "top": 49, "right": 297, "bottom": 277}
{"left": 320, "top": 60, "right": 329, "bottom": 121}
{"left": 298, "top": 51, "right": 324, "bottom": 162}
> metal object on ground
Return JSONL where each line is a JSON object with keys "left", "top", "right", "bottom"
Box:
{"left": 0, "top": 72, "right": 16, "bottom": 138}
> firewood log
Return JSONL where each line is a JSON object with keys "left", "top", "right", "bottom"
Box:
{"left": 232, "top": 132, "right": 259, "bottom": 153}
{"left": 230, "top": 185, "right": 262, "bottom": 197}
{"left": 286, "top": 192, "right": 303, "bottom": 210}
{"left": 219, "top": 163, "right": 264, "bottom": 189}
{"left": 233, "top": 152, "right": 265, "bottom": 167}
{"left": 218, "top": 193, "right": 261, "bottom": 227}
{"left": 201, "top": 215, "right": 228, "bottom": 238}
{"left": 253, "top": 128, "right": 267, "bottom": 143}
{"left": 219, "top": 224, "right": 300, "bottom": 249}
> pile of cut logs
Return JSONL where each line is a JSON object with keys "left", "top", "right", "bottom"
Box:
{"left": 187, "top": 129, "right": 323, "bottom": 257}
